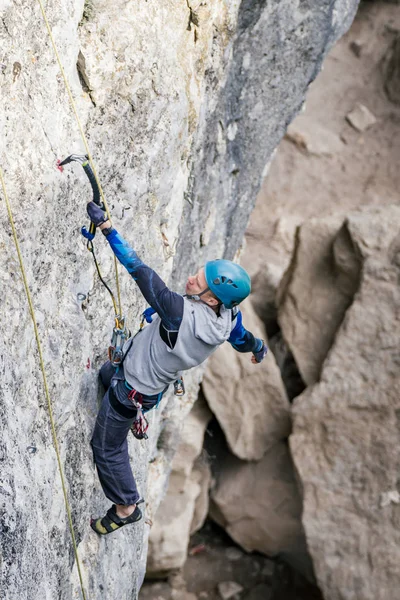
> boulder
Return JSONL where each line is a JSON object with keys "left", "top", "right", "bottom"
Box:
{"left": 210, "top": 442, "right": 312, "bottom": 578}
{"left": 286, "top": 115, "right": 344, "bottom": 156}
{"left": 147, "top": 397, "right": 212, "bottom": 574}
{"left": 147, "top": 473, "right": 201, "bottom": 575}
{"left": 202, "top": 301, "right": 291, "bottom": 461}
{"left": 278, "top": 214, "right": 361, "bottom": 386}
{"left": 290, "top": 205, "right": 400, "bottom": 600}
{"left": 345, "top": 103, "right": 377, "bottom": 132}
{"left": 171, "top": 396, "right": 213, "bottom": 477}
{"left": 190, "top": 458, "right": 212, "bottom": 535}
{"left": 242, "top": 217, "right": 299, "bottom": 328}
{"left": 218, "top": 581, "right": 244, "bottom": 600}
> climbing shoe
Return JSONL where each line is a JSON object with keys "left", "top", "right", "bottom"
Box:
{"left": 90, "top": 504, "right": 142, "bottom": 535}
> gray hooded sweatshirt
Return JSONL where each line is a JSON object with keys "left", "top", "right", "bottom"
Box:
{"left": 122, "top": 297, "right": 233, "bottom": 395}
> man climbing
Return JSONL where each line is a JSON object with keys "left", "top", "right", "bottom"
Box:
{"left": 87, "top": 201, "right": 268, "bottom": 535}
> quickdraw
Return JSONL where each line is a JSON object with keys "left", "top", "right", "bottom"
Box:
{"left": 108, "top": 315, "right": 129, "bottom": 366}
{"left": 174, "top": 377, "right": 185, "bottom": 397}
{"left": 58, "top": 154, "right": 128, "bottom": 366}
{"left": 128, "top": 389, "right": 149, "bottom": 440}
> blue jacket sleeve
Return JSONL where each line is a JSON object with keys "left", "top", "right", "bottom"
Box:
{"left": 228, "top": 310, "right": 263, "bottom": 353}
{"left": 105, "top": 229, "right": 183, "bottom": 331}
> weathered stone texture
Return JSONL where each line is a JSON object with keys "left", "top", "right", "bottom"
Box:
{"left": 210, "top": 442, "right": 312, "bottom": 578}
{"left": 278, "top": 214, "right": 362, "bottom": 386}
{"left": 242, "top": 215, "right": 299, "bottom": 329}
{"left": 290, "top": 205, "right": 400, "bottom": 600}
{"left": 171, "top": 0, "right": 360, "bottom": 281}
{"left": 286, "top": 115, "right": 345, "bottom": 156}
{"left": 0, "top": 0, "right": 359, "bottom": 598}
{"left": 146, "top": 396, "right": 212, "bottom": 575}
{"left": 383, "top": 34, "right": 400, "bottom": 105}
{"left": 203, "top": 300, "right": 291, "bottom": 461}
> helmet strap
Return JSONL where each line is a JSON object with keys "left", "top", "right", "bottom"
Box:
{"left": 185, "top": 287, "right": 210, "bottom": 302}
{"left": 185, "top": 288, "right": 222, "bottom": 312}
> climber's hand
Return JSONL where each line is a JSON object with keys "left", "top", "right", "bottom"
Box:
{"left": 87, "top": 201, "right": 108, "bottom": 227}
{"left": 251, "top": 341, "right": 268, "bottom": 364}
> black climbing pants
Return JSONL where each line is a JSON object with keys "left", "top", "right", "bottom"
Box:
{"left": 91, "top": 361, "right": 162, "bottom": 506}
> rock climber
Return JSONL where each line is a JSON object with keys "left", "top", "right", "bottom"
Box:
{"left": 87, "top": 201, "right": 268, "bottom": 535}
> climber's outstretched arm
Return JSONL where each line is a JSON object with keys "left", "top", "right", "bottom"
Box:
{"left": 86, "top": 202, "right": 183, "bottom": 332}
{"left": 228, "top": 310, "right": 268, "bottom": 364}
{"left": 106, "top": 228, "right": 183, "bottom": 331}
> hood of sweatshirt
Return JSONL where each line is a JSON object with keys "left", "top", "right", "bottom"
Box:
{"left": 185, "top": 298, "right": 232, "bottom": 346}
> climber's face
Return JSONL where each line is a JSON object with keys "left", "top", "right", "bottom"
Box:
{"left": 185, "top": 267, "right": 207, "bottom": 296}
{"left": 185, "top": 268, "right": 219, "bottom": 307}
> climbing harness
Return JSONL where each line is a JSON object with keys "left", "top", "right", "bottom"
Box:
{"left": 109, "top": 313, "right": 157, "bottom": 441}
{"left": 59, "top": 154, "right": 130, "bottom": 368}
{"left": 0, "top": 168, "right": 88, "bottom": 600}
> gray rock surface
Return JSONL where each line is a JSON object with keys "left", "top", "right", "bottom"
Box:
{"left": 218, "top": 581, "right": 244, "bottom": 600}
{"left": 190, "top": 458, "right": 212, "bottom": 535}
{"left": 210, "top": 442, "right": 312, "bottom": 578}
{"left": 345, "top": 102, "right": 377, "bottom": 131}
{"left": 171, "top": 0, "right": 360, "bottom": 281}
{"left": 147, "top": 397, "right": 212, "bottom": 575}
{"left": 383, "top": 34, "right": 400, "bottom": 105}
{"left": 286, "top": 115, "right": 345, "bottom": 156}
{"left": 146, "top": 472, "right": 202, "bottom": 576}
{"left": 242, "top": 216, "right": 299, "bottom": 329}
{"left": 203, "top": 300, "right": 291, "bottom": 460}
{"left": 0, "top": 0, "right": 359, "bottom": 598}
{"left": 290, "top": 205, "right": 400, "bottom": 600}
{"left": 278, "top": 214, "right": 361, "bottom": 386}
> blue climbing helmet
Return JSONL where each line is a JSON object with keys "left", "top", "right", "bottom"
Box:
{"left": 204, "top": 260, "right": 251, "bottom": 309}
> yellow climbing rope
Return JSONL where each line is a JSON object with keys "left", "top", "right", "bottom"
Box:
{"left": 36, "top": 0, "right": 122, "bottom": 316}
{"left": 0, "top": 168, "right": 88, "bottom": 600}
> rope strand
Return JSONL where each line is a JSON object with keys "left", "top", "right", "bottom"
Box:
{"left": 0, "top": 168, "right": 88, "bottom": 600}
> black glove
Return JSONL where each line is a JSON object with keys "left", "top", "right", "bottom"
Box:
{"left": 87, "top": 201, "right": 107, "bottom": 227}
{"left": 253, "top": 340, "right": 268, "bottom": 363}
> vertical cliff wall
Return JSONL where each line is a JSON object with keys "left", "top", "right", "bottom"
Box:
{"left": 0, "top": 1, "right": 358, "bottom": 599}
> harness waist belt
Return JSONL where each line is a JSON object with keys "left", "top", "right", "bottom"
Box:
{"left": 108, "top": 386, "right": 137, "bottom": 419}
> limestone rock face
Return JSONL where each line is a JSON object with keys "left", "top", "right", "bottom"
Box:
{"left": 0, "top": 0, "right": 359, "bottom": 598}
{"left": 170, "top": 397, "right": 212, "bottom": 475}
{"left": 210, "top": 442, "right": 312, "bottom": 578}
{"left": 190, "top": 458, "right": 212, "bottom": 536}
{"left": 171, "top": 0, "right": 360, "bottom": 280}
{"left": 290, "top": 205, "right": 400, "bottom": 600}
{"left": 146, "top": 472, "right": 202, "bottom": 576}
{"left": 146, "top": 397, "right": 212, "bottom": 575}
{"left": 202, "top": 301, "right": 291, "bottom": 461}
{"left": 278, "top": 215, "right": 361, "bottom": 386}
